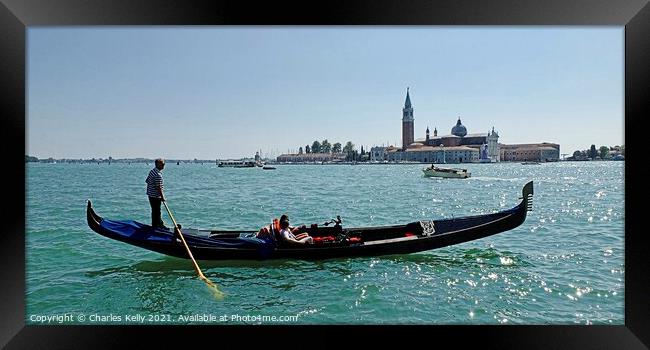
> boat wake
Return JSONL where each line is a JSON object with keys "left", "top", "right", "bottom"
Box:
{"left": 469, "top": 176, "right": 528, "bottom": 182}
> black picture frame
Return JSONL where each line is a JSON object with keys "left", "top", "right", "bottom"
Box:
{"left": 2, "top": 0, "right": 647, "bottom": 348}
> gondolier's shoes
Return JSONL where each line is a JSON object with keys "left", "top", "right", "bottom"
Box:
{"left": 172, "top": 227, "right": 183, "bottom": 241}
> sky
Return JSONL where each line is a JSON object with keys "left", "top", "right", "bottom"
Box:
{"left": 27, "top": 27, "right": 623, "bottom": 159}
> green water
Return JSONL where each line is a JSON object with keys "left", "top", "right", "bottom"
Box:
{"left": 26, "top": 161, "right": 624, "bottom": 324}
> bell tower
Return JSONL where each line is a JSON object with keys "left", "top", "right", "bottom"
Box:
{"left": 402, "top": 87, "right": 414, "bottom": 150}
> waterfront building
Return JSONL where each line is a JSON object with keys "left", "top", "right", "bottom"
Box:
{"left": 607, "top": 146, "right": 624, "bottom": 160}
{"left": 486, "top": 127, "right": 500, "bottom": 162}
{"left": 383, "top": 89, "right": 492, "bottom": 163}
{"left": 420, "top": 118, "right": 499, "bottom": 158}
{"left": 373, "top": 86, "right": 560, "bottom": 163}
{"left": 499, "top": 143, "right": 560, "bottom": 162}
{"left": 370, "top": 146, "right": 389, "bottom": 162}
{"left": 386, "top": 143, "right": 478, "bottom": 163}
{"left": 385, "top": 114, "right": 492, "bottom": 163}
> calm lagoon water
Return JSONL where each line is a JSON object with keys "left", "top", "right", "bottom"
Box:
{"left": 26, "top": 161, "right": 624, "bottom": 324}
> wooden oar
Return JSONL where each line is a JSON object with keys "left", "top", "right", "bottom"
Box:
{"left": 162, "top": 201, "right": 224, "bottom": 299}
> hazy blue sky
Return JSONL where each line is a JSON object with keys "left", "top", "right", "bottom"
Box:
{"left": 28, "top": 27, "right": 623, "bottom": 159}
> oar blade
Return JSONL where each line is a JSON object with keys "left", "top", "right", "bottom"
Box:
{"left": 164, "top": 201, "right": 225, "bottom": 300}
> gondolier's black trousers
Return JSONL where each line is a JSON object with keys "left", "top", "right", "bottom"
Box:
{"left": 148, "top": 196, "right": 165, "bottom": 227}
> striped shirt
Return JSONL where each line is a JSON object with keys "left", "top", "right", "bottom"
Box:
{"left": 146, "top": 167, "right": 163, "bottom": 198}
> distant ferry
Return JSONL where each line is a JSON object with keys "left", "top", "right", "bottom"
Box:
{"left": 217, "top": 160, "right": 260, "bottom": 168}
{"left": 218, "top": 151, "right": 264, "bottom": 168}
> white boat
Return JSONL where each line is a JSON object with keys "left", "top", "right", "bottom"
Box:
{"left": 217, "top": 160, "right": 258, "bottom": 168}
{"left": 218, "top": 151, "right": 264, "bottom": 168}
{"left": 423, "top": 165, "right": 470, "bottom": 179}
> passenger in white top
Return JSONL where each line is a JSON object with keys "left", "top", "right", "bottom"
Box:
{"left": 279, "top": 215, "right": 313, "bottom": 244}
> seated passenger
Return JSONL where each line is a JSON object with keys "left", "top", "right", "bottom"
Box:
{"left": 278, "top": 214, "right": 313, "bottom": 244}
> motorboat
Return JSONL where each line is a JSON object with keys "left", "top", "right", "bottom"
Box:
{"left": 423, "top": 165, "right": 470, "bottom": 179}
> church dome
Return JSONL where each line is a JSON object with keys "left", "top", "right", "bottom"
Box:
{"left": 451, "top": 117, "right": 467, "bottom": 137}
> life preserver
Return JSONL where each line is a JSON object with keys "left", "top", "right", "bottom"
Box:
{"left": 256, "top": 218, "right": 282, "bottom": 242}
{"left": 271, "top": 218, "right": 283, "bottom": 241}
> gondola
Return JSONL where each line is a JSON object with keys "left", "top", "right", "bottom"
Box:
{"left": 87, "top": 181, "right": 533, "bottom": 260}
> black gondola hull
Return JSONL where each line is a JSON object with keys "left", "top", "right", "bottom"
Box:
{"left": 87, "top": 182, "right": 533, "bottom": 260}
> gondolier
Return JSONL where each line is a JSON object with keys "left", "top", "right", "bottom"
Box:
{"left": 146, "top": 158, "right": 167, "bottom": 228}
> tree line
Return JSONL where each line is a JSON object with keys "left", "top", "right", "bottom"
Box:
{"left": 298, "top": 140, "right": 369, "bottom": 161}
{"left": 570, "top": 144, "right": 624, "bottom": 160}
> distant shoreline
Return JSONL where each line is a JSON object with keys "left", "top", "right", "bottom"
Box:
{"left": 25, "top": 159, "right": 622, "bottom": 165}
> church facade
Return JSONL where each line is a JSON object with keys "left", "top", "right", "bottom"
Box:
{"left": 383, "top": 88, "right": 498, "bottom": 163}
{"left": 376, "top": 88, "right": 559, "bottom": 163}
{"left": 419, "top": 119, "right": 501, "bottom": 162}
